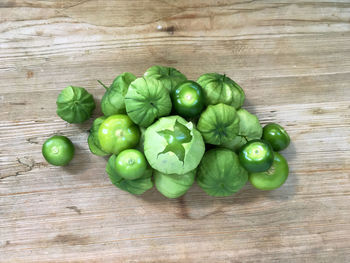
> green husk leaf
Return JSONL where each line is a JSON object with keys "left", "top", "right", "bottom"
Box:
{"left": 56, "top": 86, "right": 95, "bottom": 123}
{"left": 197, "top": 73, "right": 245, "bottom": 109}
{"left": 125, "top": 77, "right": 172, "bottom": 127}
{"left": 154, "top": 169, "right": 196, "bottom": 198}
{"left": 144, "top": 65, "right": 187, "bottom": 92}
{"left": 197, "top": 148, "right": 248, "bottom": 196}
{"left": 144, "top": 116, "right": 205, "bottom": 175}
{"left": 101, "top": 72, "right": 137, "bottom": 116}
{"left": 197, "top": 103, "right": 240, "bottom": 145}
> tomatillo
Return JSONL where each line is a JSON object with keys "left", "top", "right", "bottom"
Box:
{"left": 98, "top": 114, "right": 140, "bottom": 155}
{"left": 42, "top": 135, "right": 75, "bottom": 166}
{"left": 262, "top": 123, "right": 290, "bottom": 151}
{"left": 171, "top": 81, "right": 205, "bottom": 118}
{"left": 249, "top": 152, "right": 289, "bottom": 190}
{"left": 239, "top": 139, "right": 274, "bottom": 173}
{"left": 115, "top": 149, "right": 147, "bottom": 180}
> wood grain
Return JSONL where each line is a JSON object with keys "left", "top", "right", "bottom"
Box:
{"left": 1, "top": 0, "right": 350, "bottom": 262}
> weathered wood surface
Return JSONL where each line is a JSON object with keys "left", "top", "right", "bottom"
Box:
{"left": 1, "top": 0, "right": 350, "bottom": 262}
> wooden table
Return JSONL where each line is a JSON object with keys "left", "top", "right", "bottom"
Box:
{"left": 1, "top": 1, "right": 349, "bottom": 262}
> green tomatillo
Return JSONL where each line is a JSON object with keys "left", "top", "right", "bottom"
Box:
{"left": 262, "top": 123, "right": 290, "bottom": 151}
{"left": 249, "top": 152, "right": 289, "bottom": 190}
{"left": 197, "top": 103, "right": 239, "bottom": 145}
{"left": 56, "top": 86, "right": 95, "bottom": 123}
{"left": 115, "top": 149, "right": 147, "bottom": 180}
{"left": 144, "top": 65, "right": 187, "bottom": 92}
{"left": 239, "top": 139, "right": 274, "bottom": 173}
{"left": 171, "top": 81, "right": 205, "bottom": 118}
{"left": 99, "top": 72, "right": 137, "bottom": 116}
{"left": 144, "top": 115, "right": 205, "bottom": 175}
{"left": 197, "top": 73, "right": 245, "bottom": 109}
{"left": 154, "top": 169, "right": 196, "bottom": 198}
{"left": 125, "top": 77, "right": 172, "bottom": 127}
{"left": 98, "top": 114, "right": 140, "bottom": 155}
{"left": 106, "top": 154, "right": 153, "bottom": 195}
{"left": 197, "top": 148, "right": 248, "bottom": 197}
{"left": 42, "top": 135, "right": 75, "bottom": 166}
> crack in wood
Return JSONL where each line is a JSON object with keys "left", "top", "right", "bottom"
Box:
{"left": 177, "top": 196, "right": 190, "bottom": 219}
{"left": 26, "top": 137, "right": 40, "bottom": 144}
{"left": 66, "top": 206, "right": 82, "bottom": 215}
{"left": 0, "top": 157, "right": 48, "bottom": 180}
{"left": 52, "top": 234, "right": 90, "bottom": 245}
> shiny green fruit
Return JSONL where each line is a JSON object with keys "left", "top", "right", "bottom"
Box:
{"left": 42, "top": 135, "right": 75, "bottom": 166}
{"left": 249, "top": 152, "right": 289, "bottom": 190}
{"left": 98, "top": 114, "right": 140, "bottom": 155}
{"left": 262, "top": 123, "right": 290, "bottom": 151}
{"left": 115, "top": 149, "right": 147, "bottom": 180}
{"left": 171, "top": 81, "right": 205, "bottom": 118}
{"left": 239, "top": 139, "right": 274, "bottom": 173}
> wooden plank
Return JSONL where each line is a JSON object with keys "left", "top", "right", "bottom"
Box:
{"left": 1, "top": 0, "right": 350, "bottom": 262}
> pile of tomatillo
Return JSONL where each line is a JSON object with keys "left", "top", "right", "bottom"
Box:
{"left": 42, "top": 65, "right": 291, "bottom": 198}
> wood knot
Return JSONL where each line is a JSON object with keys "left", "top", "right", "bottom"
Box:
{"left": 26, "top": 70, "right": 34, "bottom": 79}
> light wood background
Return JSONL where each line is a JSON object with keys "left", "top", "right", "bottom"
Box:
{"left": 1, "top": 1, "right": 350, "bottom": 262}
